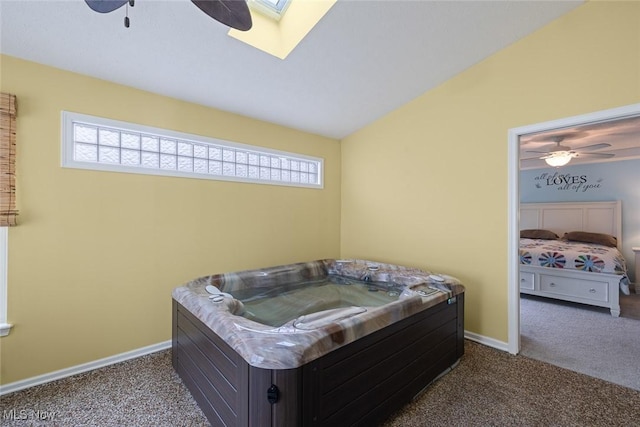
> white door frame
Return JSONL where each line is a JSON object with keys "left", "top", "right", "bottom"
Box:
{"left": 507, "top": 102, "right": 640, "bottom": 355}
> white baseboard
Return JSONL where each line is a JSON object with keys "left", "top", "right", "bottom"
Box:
{"left": 0, "top": 340, "right": 171, "bottom": 396}
{"left": 1, "top": 332, "right": 506, "bottom": 396}
{"left": 464, "top": 330, "right": 509, "bottom": 352}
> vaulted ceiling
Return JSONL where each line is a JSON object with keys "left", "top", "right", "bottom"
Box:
{"left": 1, "top": 0, "right": 583, "bottom": 139}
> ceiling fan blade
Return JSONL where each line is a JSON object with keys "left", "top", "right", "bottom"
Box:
{"left": 85, "top": 0, "right": 128, "bottom": 13}
{"left": 524, "top": 131, "right": 587, "bottom": 143}
{"left": 192, "top": 0, "right": 252, "bottom": 31}
{"left": 577, "top": 143, "right": 611, "bottom": 152}
{"left": 575, "top": 152, "right": 615, "bottom": 158}
{"left": 525, "top": 150, "right": 553, "bottom": 154}
{"left": 520, "top": 156, "right": 543, "bottom": 161}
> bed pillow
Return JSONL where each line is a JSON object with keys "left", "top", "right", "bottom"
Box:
{"left": 520, "top": 229, "right": 559, "bottom": 240}
{"left": 563, "top": 231, "right": 618, "bottom": 247}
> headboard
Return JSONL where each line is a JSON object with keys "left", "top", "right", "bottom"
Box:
{"left": 520, "top": 201, "right": 622, "bottom": 250}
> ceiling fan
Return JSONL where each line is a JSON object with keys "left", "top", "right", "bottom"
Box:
{"left": 85, "top": 0, "right": 252, "bottom": 31}
{"left": 524, "top": 135, "right": 615, "bottom": 167}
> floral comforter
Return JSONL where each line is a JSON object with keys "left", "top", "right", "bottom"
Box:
{"left": 519, "top": 238, "right": 630, "bottom": 294}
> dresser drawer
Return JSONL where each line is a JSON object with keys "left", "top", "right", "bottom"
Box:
{"left": 519, "top": 272, "right": 535, "bottom": 291}
{"left": 540, "top": 274, "right": 609, "bottom": 302}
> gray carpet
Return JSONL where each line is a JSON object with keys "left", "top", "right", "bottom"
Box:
{"left": 520, "top": 294, "right": 640, "bottom": 391}
{"left": 0, "top": 350, "right": 207, "bottom": 427}
{"left": 2, "top": 341, "right": 640, "bottom": 426}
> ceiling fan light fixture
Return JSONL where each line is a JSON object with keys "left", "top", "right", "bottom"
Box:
{"left": 544, "top": 152, "right": 572, "bottom": 167}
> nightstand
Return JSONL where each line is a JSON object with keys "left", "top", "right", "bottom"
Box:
{"left": 633, "top": 247, "right": 640, "bottom": 293}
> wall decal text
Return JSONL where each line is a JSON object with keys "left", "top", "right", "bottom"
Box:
{"left": 534, "top": 172, "right": 603, "bottom": 193}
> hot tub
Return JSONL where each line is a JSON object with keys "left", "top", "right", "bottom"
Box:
{"left": 172, "top": 259, "right": 465, "bottom": 426}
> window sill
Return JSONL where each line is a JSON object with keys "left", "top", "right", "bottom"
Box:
{"left": 0, "top": 323, "right": 13, "bottom": 337}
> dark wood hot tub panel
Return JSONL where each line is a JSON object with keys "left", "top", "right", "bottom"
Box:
{"left": 173, "top": 300, "right": 250, "bottom": 426}
{"left": 174, "top": 301, "right": 303, "bottom": 426}
{"left": 301, "top": 295, "right": 463, "bottom": 426}
{"left": 173, "top": 294, "right": 464, "bottom": 427}
{"left": 248, "top": 366, "right": 302, "bottom": 426}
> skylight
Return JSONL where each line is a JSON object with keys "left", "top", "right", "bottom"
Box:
{"left": 250, "top": 0, "right": 291, "bottom": 21}
{"left": 228, "top": 0, "right": 337, "bottom": 59}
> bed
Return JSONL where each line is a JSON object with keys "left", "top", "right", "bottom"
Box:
{"left": 519, "top": 201, "right": 629, "bottom": 317}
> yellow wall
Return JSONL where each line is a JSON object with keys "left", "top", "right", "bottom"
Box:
{"left": 341, "top": 1, "right": 640, "bottom": 342}
{"left": 0, "top": 55, "right": 341, "bottom": 384}
{"left": 2, "top": 0, "right": 640, "bottom": 387}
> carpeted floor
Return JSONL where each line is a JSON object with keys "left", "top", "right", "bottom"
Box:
{"left": 2, "top": 341, "right": 639, "bottom": 426}
{"left": 520, "top": 294, "right": 640, "bottom": 391}
{"left": 620, "top": 290, "right": 640, "bottom": 320}
{"left": 0, "top": 349, "right": 207, "bottom": 427}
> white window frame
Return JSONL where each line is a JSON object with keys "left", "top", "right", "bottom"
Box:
{"left": 61, "top": 111, "right": 324, "bottom": 189}
{"left": 249, "top": 0, "right": 291, "bottom": 21}
{"left": 0, "top": 227, "right": 11, "bottom": 336}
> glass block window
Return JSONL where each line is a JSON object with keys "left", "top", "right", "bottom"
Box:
{"left": 61, "top": 112, "right": 323, "bottom": 189}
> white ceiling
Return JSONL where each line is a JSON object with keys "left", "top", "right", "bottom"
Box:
{"left": 1, "top": 0, "right": 583, "bottom": 139}
{"left": 520, "top": 115, "right": 640, "bottom": 170}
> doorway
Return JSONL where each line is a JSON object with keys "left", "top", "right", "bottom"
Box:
{"left": 507, "top": 102, "right": 640, "bottom": 355}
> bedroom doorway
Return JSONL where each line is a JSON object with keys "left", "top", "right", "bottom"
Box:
{"left": 507, "top": 102, "right": 640, "bottom": 356}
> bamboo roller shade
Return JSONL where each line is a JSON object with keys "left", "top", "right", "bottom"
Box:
{"left": 0, "top": 92, "right": 18, "bottom": 226}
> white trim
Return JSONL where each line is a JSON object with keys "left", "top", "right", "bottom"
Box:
{"left": 507, "top": 103, "right": 640, "bottom": 356}
{"left": 0, "top": 227, "right": 11, "bottom": 337}
{"left": 61, "top": 111, "right": 324, "bottom": 189}
{"left": 249, "top": 0, "right": 291, "bottom": 21}
{"left": 0, "top": 323, "right": 12, "bottom": 336}
{"left": 0, "top": 340, "right": 171, "bottom": 396}
{"left": 0, "top": 333, "right": 508, "bottom": 396}
{"left": 464, "top": 330, "right": 509, "bottom": 352}
{"left": 507, "top": 126, "right": 520, "bottom": 355}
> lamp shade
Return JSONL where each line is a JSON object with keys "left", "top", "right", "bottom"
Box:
{"left": 544, "top": 152, "right": 572, "bottom": 167}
